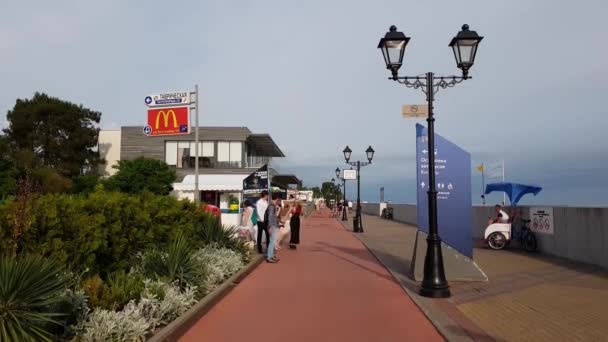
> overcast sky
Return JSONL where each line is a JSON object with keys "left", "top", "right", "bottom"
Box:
{"left": 1, "top": 0, "right": 607, "bottom": 206}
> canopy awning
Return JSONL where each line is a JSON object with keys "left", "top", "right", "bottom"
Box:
{"left": 484, "top": 182, "right": 542, "bottom": 206}
{"left": 247, "top": 134, "right": 285, "bottom": 157}
{"left": 173, "top": 174, "right": 247, "bottom": 191}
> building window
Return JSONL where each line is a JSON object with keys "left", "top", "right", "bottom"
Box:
{"left": 217, "top": 141, "right": 242, "bottom": 168}
{"left": 165, "top": 141, "right": 178, "bottom": 166}
{"left": 165, "top": 140, "right": 240, "bottom": 168}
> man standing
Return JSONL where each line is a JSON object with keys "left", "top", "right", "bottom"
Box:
{"left": 266, "top": 192, "right": 281, "bottom": 263}
{"left": 256, "top": 190, "right": 270, "bottom": 254}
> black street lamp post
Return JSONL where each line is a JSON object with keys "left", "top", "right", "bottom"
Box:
{"left": 335, "top": 167, "right": 348, "bottom": 221}
{"left": 343, "top": 146, "right": 375, "bottom": 233}
{"left": 378, "top": 24, "right": 483, "bottom": 298}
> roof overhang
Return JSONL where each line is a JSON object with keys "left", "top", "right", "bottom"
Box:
{"left": 272, "top": 174, "right": 302, "bottom": 188}
{"left": 247, "top": 134, "right": 285, "bottom": 157}
{"left": 173, "top": 174, "right": 247, "bottom": 191}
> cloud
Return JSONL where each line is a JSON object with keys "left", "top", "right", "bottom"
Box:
{"left": 1, "top": 0, "right": 607, "bottom": 206}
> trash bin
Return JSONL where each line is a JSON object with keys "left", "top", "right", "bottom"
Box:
{"left": 353, "top": 216, "right": 359, "bottom": 232}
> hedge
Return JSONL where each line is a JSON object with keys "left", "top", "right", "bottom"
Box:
{"left": 0, "top": 189, "right": 217, "bottom": 276}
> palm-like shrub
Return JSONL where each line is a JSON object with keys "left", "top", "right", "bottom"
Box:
{"left": 193, "top": 222, "right": 248, "bottom": 257}
{"left": 138, "top": 233, "right": 202, "bottom": 289}
{"left": 0, "top": 255, "right": 67, "bottom": 341}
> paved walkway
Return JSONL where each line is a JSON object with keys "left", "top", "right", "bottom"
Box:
{"left": 180, "top": 210, "right": 443, "bottom": 342}
{"left": 344, "top": 214, "right": 608, "bottom": 342}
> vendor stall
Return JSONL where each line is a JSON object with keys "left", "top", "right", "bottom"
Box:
{"left": 172, "top": 174, "right": 248, "bottom": 226}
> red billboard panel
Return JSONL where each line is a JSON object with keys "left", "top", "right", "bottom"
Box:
{"left": 145, "top": 106, "right": 189, "bottom": 136}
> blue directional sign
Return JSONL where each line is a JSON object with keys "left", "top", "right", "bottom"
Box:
{"left": 416, "top": 124, "right": 473, "bottom": 258}
{"left": 143, "top": 125, "right": 152, "bottom": 136}
{"left": 144, "top": 96, "right": 153, "bottom": 105}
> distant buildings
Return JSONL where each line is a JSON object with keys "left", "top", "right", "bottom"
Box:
{"left": 98, "top": 126, "right": 301, "bottom": 225}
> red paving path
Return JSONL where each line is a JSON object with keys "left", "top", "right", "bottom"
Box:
{"left": 180, "top": 210, "right": 443, "bottom": 342}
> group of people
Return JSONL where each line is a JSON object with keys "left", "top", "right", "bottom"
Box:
{"left": 240, "top": 191, "right": 303, "bottom": 263}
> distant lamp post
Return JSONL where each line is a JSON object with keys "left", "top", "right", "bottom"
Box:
{"left": 378, "top": 24, "right": 482, "bottom": 299}
{"left": 343, "top": 145, "right": 375, "bottom": 233}
{"left": 336, "top": 167, "right": 348, "bottom": 221}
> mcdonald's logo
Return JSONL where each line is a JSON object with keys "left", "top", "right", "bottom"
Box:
{"left": 146, "top": 106, "right": 189, "bottom": 136}
{"left": 155, "top": 109, "right": 178, "bottom": 129}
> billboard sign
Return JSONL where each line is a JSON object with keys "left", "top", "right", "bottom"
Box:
{"left": 243, "top": 164, "right": 269, "bottom": 196}
{"left": 416, "top": 123, "right": 473, "bottom": 258}
{"left": 529, "top": 207, "right": 554, "bottom": 235}
{"left": 343, "top": 169, "right": 357, "bottom": 180}
{"left": 145, "top": 91, "right": 190, "bottom": 107}
{"left": 145, "top": 106, "right": 189, "bottom": 136}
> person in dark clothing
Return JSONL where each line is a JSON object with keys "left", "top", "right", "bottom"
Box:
{"left": 289, "top": 201, "right": 303, "bottom": 249}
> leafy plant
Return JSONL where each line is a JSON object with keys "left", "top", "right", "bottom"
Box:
{"left": 0, "top": 189, "right": 216, "bottom": 275}
{"left": 83, "top": 272, "right": 145, "bottom": 311}
{"left": 193, "top": 246, "right": 245, "bottom": 294}
{"left": 0, "top": 255, "right": 67, "bottom": 341}
{"left": 138, "top": 233, "right": 202, "bottom": 288}
{"left": 193, "top": 222, "right": 249, "bottom": 258}
{"left": 105, "top": 271, "right": 145, "bottom": 310}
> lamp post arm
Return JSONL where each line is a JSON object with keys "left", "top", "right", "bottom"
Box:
{"left": 393, "top": 75, "right": 467, "bottom": 97}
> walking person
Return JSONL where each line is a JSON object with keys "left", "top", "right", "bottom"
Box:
{"left": 266, "top": 193, "right": 281, "bottom": 263}
{"left": 289, "top": 201, "right": 303, "bottom": 249}
{"left": 241, "top": 200, "right": 256, "bottom": 242}
{"left": 275, "top": 202, "right": 292, "bottom": 251}
{"left": 256, "top": 190, "right": 270, "bottom": 254}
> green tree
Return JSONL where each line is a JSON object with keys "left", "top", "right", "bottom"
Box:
{"left": 311, "top": 186, "right": 321, "bottom": 199}
{"left": 0, "top": 135, "right": 16, "bottom": 199}
{"left": 320, "top": 182, "right": 340, "bottom": 202}
{"left": 3, "top": 92, "right": 102, "bottom": 179}
{"left": 105, "top": 158, "right": 176, "bottom": 195}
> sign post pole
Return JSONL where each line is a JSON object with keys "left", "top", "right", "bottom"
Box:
{"left": 194, "top": 84, "right": 200, "bottom": 205}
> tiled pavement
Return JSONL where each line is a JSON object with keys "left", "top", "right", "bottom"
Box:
{"left": 341, "top": 214, "right": 608, "bottom": 342}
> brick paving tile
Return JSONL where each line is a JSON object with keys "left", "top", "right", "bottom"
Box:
{"left": 180, "top": 210, "right": 443, "bottom": 342}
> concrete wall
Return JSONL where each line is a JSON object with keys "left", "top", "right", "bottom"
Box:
{"left": 98, "top": 130, "right": 121, "bottom": 177}
{"left": 364, "top": 203, "right": 608, "bottom": 269}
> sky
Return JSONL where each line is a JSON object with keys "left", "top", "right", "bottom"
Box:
{"left": 1, "top": 0, "right": 607, "bottom": 206}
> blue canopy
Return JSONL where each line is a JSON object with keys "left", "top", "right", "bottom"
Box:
{"left": 484, "top": 182, "right": 542, "bottom": 206}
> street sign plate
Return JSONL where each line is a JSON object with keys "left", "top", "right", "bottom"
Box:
{"left": 145, "top": 91, "right": 191, "bottom": 107}
{"left": 402, "top": 104, "right": 428, "bottom": 118}
{"left": 146, "top": 106, "right": 190, "bottom": 136}
{"left": 343, "top": 169, "right": 357, "bottom": 180}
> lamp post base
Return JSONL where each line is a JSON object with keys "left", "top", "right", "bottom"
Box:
{"left": 419, "top": 237, "right": 451, "bottom": 298}
{"left": 419, "top": 286, "right": 451, "bottom": 298}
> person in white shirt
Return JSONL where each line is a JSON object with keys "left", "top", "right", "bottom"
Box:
{"left": 493, "top": 204, "right": 510, "bottom": 223}
{"left": 256, "top": 190, "right": 270, "bottom": 254}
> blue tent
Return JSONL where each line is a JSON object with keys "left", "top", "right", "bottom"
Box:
{"left": 484, "top": 182, "right": 542, "bottom": 206}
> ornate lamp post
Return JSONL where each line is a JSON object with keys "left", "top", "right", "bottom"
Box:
{"left": 343, "top": 145, "right": 375, "bottom": 233}
{"left": 335, "top": 167, "right": 348, "bottom": 221}
{"left": 378, "top": 24, "right": 483, "bottom": 298}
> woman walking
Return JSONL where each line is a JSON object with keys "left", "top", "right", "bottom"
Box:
{"left": 275, "top": 202, "right": 291, "bottom": 251}
{"left": 289, "top": 201, "right": 303, "bottom": 249}
{"left": 241, "top": 200, "right": 255, "bottom": 243}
